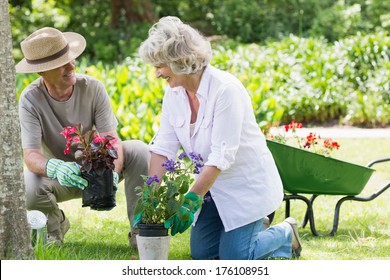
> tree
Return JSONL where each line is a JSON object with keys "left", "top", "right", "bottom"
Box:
{"left": 0, "top": 0, "right": 34, "bottom": 259}
{"left": 110, "top": 0, "right": 154, "bottom": 27}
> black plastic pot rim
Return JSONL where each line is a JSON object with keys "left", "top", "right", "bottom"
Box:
{"left": 137, "top": 223, "right": 169, "bottom": 237}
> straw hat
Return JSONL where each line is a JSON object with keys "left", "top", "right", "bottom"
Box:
{"left": 15, "top": 27, "right": 86, "bottom": 73}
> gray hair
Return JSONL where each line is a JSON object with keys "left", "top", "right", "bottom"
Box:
{"left": 138, "top": 16, "right": 212, "bottom": 75}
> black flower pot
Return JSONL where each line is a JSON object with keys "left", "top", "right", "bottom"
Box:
{"left": 137, "top": 223, "right": 168, "bottom": 237}
{"left": 81, "top": 169, "right": 116, "bottom": 211}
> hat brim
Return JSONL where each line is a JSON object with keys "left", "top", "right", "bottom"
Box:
{"left": 15, "top": 32, "right": 86, "bottom": 73}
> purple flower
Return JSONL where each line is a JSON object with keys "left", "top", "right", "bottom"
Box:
{"left": 145, "top": 175, "right": 159, "bottom": 185}
{"left": 178, "top": 152, "right": 187, "bottom": 160}
{"left": 189, "top": 152, "right": 204, "bottom": 174}
{"left": 189, "top": 152, "right": 203, "bottom": 162}
{"left": 162, "top": 159, "right": 180, "bottom": 173}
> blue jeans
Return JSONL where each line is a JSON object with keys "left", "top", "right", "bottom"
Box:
{"left": 190, "top": 193, "right": 293, "bottom": 260}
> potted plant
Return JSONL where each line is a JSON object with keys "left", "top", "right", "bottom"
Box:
{"left": 265, "top": 121, "right": 374, "bottom": 195}
{"left": 134, "top": 152, "right": 204, "bottom": 260}
{"left": 60, "top": 124, "right": 118, "bottom": 210}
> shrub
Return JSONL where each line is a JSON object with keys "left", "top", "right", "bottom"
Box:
{"left": 15, "top": 33, "right": 390, "bottom": 144}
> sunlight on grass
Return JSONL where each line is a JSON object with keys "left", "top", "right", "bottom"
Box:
{"left": 35, "top": 138, "right": 390, "bottom": 260}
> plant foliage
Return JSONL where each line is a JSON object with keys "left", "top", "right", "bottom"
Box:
{"left": 134, "top": 152, "right": 204, "bottom": 225}
{"left": 60, "top": 124, "right": 118, "bottom": 175}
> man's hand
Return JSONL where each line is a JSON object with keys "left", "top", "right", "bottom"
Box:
{"left": 164, "top": 192, "right": 203, "bottom": 236}
{"left": 46, "top": 159, "right": 88, "bottom": 190}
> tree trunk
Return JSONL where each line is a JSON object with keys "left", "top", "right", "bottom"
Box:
{"left": 0, "top": 0, "right": 34, "bottom": 259}
{"left": 110, "top": 0, "right": 154, "bottom": 27}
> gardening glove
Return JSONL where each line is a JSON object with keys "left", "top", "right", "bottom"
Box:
{"left": 133, "top": 212, "right": 143, "bottom": 228}
{"left": 164, "top": 192, "right": 203, "bottom": 236}
{"left": 46, "top": 158, "right": 88, "bottom": 190}
{"left": 113, "top": 171, "right": 119, "bottom": 190}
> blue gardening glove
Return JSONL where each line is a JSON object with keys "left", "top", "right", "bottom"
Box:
{"left": 46, "top": 159, "right": 88, "bottom": 190}
{"left": 113, "top": 171, "right": 119, "bottom": 190}
{"left": 164, "top": 192, "right": 203, "bottom": 236}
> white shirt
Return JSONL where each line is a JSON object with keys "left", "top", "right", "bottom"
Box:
{"left": 150, "top": 65, "right": 283, "bottom": 231}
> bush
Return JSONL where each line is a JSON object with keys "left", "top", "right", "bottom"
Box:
{"left": 10, "top": 0, "right": 390, "bottom": 64}
{"left": 15, "top": 32, "right": 390, "bottom": 144}
{"left": 10, "top": 0, "right": 150, "bottom": 63}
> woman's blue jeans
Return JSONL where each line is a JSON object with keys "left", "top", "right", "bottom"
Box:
{"left": 190, "top": 193, "right": 293, "bottom": 260}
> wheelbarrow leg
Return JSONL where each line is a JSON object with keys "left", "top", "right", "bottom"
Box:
{"left": 285, "top": 198, "right": 291, "bottom": 218}
{"left": 284, "top": 194, "right": 320, "bottom": 236}
{"left": 331, "top": 158, "right": 390, "bottom": 235}
{"left": 303, "top": 195, "right": 319, "bottom": 228}
{"left": 331, "top": 181, "right": 390, "bottom": 236}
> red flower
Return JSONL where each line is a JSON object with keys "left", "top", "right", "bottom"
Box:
{"left": 93, "top": 135, "right": 106, "bottom": 144}
{"left": 323, "top": 138, "right": 340, "bottom": 150}
{"left": 285, "top": 121, "right": 303, "bottom": 132}
{"left": 60, "top": 125, "right": 77, "bottom": 140}
{"left": 72, "top": 136, "right": 81, "bottom": 144}
{"left": 306, "top": 132, "right": 320, "bottom": 144}
{"left": 106, "top": 138, "right": 117, "bottom": 149}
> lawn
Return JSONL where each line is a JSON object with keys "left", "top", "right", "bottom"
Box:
{"left": 34, "top": 138, "right": 390, "bottom": 260}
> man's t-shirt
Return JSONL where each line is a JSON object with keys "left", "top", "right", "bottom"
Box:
{"left": 19, "top": 74, "right": 118, "bottom": 161}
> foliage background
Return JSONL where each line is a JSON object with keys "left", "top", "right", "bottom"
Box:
{"left": 7, "top": 0, "right": 390, "bottom": 262}
{"left": 10, "top": 0, "right": 390, "bottom": 62}
{"left": 10, "top": 0, "right": 390, "bottom": 143}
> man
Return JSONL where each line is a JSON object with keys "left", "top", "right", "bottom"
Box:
{"left": 15, "top": 27, "right": 150, "bottom": 248}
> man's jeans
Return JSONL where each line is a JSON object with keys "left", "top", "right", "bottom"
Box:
{"left": 190, "top": 192, "right": 293, "bottom": 260}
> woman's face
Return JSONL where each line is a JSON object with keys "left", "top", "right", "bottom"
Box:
{"left": 155, "top": 65, "right": 186, "bottom": 88}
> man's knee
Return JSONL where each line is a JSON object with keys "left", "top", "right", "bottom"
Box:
{"left": 24, "top": 169, "right": 42, "bottom": 209}
{"left": 123, "top": 140, "right": 150, "bottom": 157}
{"left": 122, "top": 140, "right": 150, "bottom": 168}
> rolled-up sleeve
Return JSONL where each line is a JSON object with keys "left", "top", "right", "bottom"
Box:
{"left": 205, "top": 83, "right": 245, "bottom": 171}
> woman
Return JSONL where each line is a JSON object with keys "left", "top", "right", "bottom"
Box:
{"left": 138, "top": 16, "right": 302, "bottom": 260}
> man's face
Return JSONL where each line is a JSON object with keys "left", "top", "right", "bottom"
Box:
{"left": 41, "top": 60, "right": 76, "bottom": 90}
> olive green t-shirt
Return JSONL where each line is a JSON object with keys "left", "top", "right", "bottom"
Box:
{"left": 18, "top": 74, "right": 118, "bottom": 161}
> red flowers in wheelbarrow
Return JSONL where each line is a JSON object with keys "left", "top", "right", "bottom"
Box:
{"left": 268, "top": 121, "right": 340, "bottom": 157}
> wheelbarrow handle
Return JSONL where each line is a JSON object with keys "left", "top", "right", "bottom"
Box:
{"left": 367, "top": 157, "right": 390, "bottom": 168}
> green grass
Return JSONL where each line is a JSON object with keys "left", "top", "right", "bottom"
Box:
{"left": 34, "top": 138, "right": 390, "bottom": 260}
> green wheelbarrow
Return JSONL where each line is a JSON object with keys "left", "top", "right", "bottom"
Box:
{"left": 267, "top": 140, "right": 390, "bottom": 236}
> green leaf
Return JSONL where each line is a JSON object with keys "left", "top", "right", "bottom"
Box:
{"left": 84, "top": 130, "right": 96, "bottom": 145}
{"left": 178, "top": 180, "right": 189, "bottom": 194}
{"left": 134, "top": 199, "right": 143, "bottom": 215}
{"left": 166, "top": 181, "right": 179, "bottom": 198}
